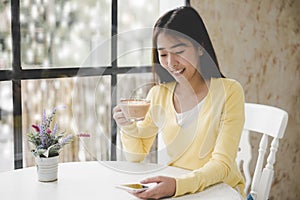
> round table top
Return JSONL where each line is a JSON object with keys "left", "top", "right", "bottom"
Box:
{"left": 0, "top": 161, "right": 242, "bottom": 200}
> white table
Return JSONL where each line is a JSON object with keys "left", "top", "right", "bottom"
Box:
{"left": 0, "top": 161, "right": 242, "bottom": 199}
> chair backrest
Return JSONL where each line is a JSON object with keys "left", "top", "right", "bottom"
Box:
{"left": 236, "top": 103, "right": 288, "bottom": 200}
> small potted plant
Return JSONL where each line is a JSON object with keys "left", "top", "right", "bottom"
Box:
{"left": 27, "top": 106, "right": 86, "bottom": 182}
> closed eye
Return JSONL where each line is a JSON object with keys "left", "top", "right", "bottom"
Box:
{"left": 159, "top": 51, "right": 184, "bottom": 57}
{"left": 175, "top": 50, "right": 185, "bottom": 54}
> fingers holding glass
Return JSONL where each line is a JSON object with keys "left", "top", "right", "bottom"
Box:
{"left": 113, "top": 105, "right": 132, "bottom": 127}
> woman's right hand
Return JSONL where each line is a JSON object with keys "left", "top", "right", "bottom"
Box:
{"left": 113, "top": 105, "right": 133, "bottom": 127}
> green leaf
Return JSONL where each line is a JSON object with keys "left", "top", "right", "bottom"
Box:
{"left": 36, "top": 149, "right": 47, "bottom": 157}
{"left": 48, "top": 144, "right": 60, "bottom": 155}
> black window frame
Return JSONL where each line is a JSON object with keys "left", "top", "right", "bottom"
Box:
{"left": 0, "top": 0, "right": 190, "bottom": 169}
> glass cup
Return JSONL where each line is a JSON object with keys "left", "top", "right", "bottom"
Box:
{"left": 120, "top": 98, "right": 150, "bottom": 121}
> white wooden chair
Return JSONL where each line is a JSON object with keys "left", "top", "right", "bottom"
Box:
{"left": 236, "top": 103, "right": 288, "bottom": 200}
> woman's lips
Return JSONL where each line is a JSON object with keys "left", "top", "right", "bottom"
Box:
{"left": 172, "top": 68, "right": 185, "bottom": 75}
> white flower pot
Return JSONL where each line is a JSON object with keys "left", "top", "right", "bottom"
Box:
{"left": 35, "top": 156, "right": 59, "bottom": 182}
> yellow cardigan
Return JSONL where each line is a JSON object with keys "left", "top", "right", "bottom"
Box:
{"left": 121, "top": 78, "right": 245, "bottom": 197}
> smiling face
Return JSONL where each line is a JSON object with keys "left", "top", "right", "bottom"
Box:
{"left": 156, "top": 32, "right": 203, "bottom": 84}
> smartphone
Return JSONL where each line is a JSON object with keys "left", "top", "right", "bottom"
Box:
{"left": 115, "top": 183, "right": 150, "bottom": 193}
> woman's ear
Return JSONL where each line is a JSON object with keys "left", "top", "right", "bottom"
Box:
{"left": 198, "top": 47, "right": 203, "bottom": 56}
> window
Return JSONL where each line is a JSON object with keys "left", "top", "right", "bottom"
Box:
{"left": 0, "top": 81, "right": 13, "bottom": 171}
{"left": 0, "top": 1, "right": 12, "bottom": 70}
{"left": 0, "top": 0, "right": 188, "bottom": 171}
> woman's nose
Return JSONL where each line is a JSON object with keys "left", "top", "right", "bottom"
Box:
{"left": 167, "top": 53, "right": 178, "bottom": 68}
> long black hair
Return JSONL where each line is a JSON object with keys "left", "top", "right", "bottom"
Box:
{"left": 152, "top": 6, "right": 225, "bottom": 83}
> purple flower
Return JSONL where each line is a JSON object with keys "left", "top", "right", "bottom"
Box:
{"left": 52, "top": 123, "right": 58, "bottom": 135}
{"left": 42, "top": 109, "right": 47, "bottom": 126}
{"left": 52, "top": 105, "right": 67, "bottom": 113}
{"left": 28, "top": 106, "right": 75, "bottom": 158}
{"left": 38, "top": 124, "right": 46, "bottom": 146}
{"left": 38, "top": 124, "right": 44, "bottom": 136}
{"left": 41, "top": 136, "right": 48, "bottom": 148}
{"left": 60, "top": 135, "right": 74, "bottom": 146}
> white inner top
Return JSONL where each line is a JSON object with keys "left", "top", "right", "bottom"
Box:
{"left": 175, "top": 98, "right": 205, "bottom": 128}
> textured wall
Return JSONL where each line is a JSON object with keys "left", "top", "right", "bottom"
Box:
{"left": 192, "top": 0, "right": 300, "bottom": 199}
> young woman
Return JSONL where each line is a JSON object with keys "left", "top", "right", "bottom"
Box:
{"left": 113, "top": 6, "right": 245, "bottom": 199}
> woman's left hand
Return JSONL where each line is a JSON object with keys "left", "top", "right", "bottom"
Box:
{"left": 132, "top": 176, "right": 176, "bottom": 199}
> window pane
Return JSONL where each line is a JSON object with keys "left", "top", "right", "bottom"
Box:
{"left": 22, "top": 76, "right": 111, "bottom": 167}
{"left": 20, "top": 0, "right": 111, "bottom": 68}
{"left": 116, "top": 73, "right": 155, "bottom": 161}
{"left": 0, "top": 81, "right": 13, "bottom": 172}
{"left": 117, "top": 28, "right": 153, "bottom": 67}
{"left": 118, "top": 0, "right": 159, "bottom": 67}
{"left": 117, "top": 0, "right": 186, "bottom": 67}
{"left": 159, "top": 0, "right": 186, "bottom": 15}
{"left": 0, "top": 1, "right": 12, "bottom": 70}
{"left": 117, "top": 73, "right": 154, "bottom": 100}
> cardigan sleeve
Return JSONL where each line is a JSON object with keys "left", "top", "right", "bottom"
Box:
{"left": 120, "top": 86, "right": 159, "bottom": 162}
{"left": 174, "top": 81, "right": 245, "bottom": 196}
